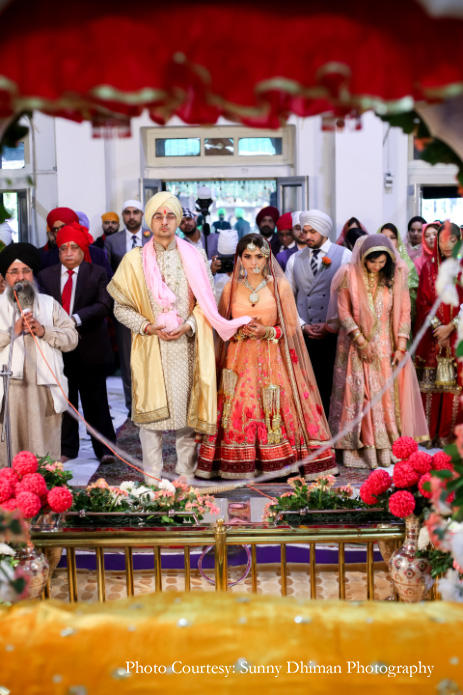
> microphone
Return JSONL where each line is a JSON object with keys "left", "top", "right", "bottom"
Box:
{"left": 13, "top": 282, "right": 24, "bottom": 292}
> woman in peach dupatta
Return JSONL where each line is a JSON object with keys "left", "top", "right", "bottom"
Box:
{"left": 328, "top": 234, "right": 428, "bottom": 469}
{"left": 196, "top": 233, "right": 336, "bottom": 480}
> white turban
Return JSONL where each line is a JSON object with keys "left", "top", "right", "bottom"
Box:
{"left": 144, "top": 192, "right": 183, "bottom": 230}
{"left": 217, "top": 229, "right": 238, "bottom": 255}
{"left": 122, "top": 199, "right": 144, "bottom": 213}
{"left": 299, "top": 209, "right": 333, "bottom": 237}
{"left": 292, "top": 211, "right": 303, "bottom": 227}
{"left": 0, "top": 222, "right": 13, "bottom": 246}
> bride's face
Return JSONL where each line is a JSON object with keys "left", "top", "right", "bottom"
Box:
{"left": 240, "top": 246, "right": 267, "bottom": 275}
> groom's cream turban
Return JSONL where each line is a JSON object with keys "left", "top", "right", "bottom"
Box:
{"left": 144, "top": 192, "right": 183, "bottom": 229}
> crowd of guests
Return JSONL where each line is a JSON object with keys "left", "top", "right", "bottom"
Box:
{"left": 0, "top": 196, "right": 461, "bottom": 481}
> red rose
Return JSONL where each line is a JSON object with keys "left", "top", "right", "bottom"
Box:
{"left": 407, "top": 451, "right": 432, "bottom": 475}
{"left": 47, "top": 486, "right": 73, "bottom": 513}
{"left": 0, "top": 468, "right": 19, "bottom": 484}
{"left": 16, "top": 491, "right": 42, "bottom": 518}
{"left": 359, "top": 481, "right": 379, "bottom": 505}
{"left": 12, "top": 451, "right": 38, "bottom": 478}
{"left": 0, "top": 477, "right": 14, "bottom": 503}
{"left": 366, "top": 469, "right": 393, "bottom": 495}
{"left": 17, "top": 473, "right": 47, "bottom": 498}
{"left": 432, "top": 451, "right": 453, "bottom": 471}
{"left": 388, "top": 490, "right": 416, "bottom": 518}
{"left": 418, "top": 473, "right": 432, "bottom": 499}
{"left": 391, "top": 437, "right": 418, "bottom": 460}
{"left": 393, "top": 463, "right": 420, "bottom": 488}
{"left": 322, "top": 257, "right": 332, "bottom": 266}
{"left": 1, "top": 498, "right": 18, "bottom": 511}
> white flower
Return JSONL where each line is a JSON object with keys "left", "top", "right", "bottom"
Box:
{"left": 119, "top": 481, "right": 135, "bottom": 493}
{"left": 450, "top": 529, "right": 463, "bottom": 569}
{"left": 158, "top": 479, "right": 176, "bottom": 494}
{"left": 436, "top": 258, "right": 461, "bottom": 307}
{"left": 0, "top": 561, "right": 19, "bottom": 603}
{"left": 132, "top": 485, "right": 156, "bottom": 503}
{"left": 0, "top": 542, "right": 15, "bottom": 557}
{"left": 418, "top": 526, "right": 431, "bottom": 551}
{"left": 109, "top": 492, "right": 125, "bottom": 507}
{"left": 439, "top": 569, "right": 463, "bottom": 602}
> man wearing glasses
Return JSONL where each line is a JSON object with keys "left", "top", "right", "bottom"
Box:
{"left": 0, "top": 242, "right": 78, "bottom": 466}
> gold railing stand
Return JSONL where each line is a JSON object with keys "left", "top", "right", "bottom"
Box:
{"left": 214, "top": 519, "right": 228, "bottom": 592}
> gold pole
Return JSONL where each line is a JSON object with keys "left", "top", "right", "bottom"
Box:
{"left": 309, "top": 542, "right": 317, "bottom": 599}
{"left": 96, "top": 547, "right": 106, "bottom": 602}
{"left": 338, "top": 542, "right": 346, "bottom": 600}
{"left": 66, "top": 547, "right": 78, "bottom": 603}
{"left": 214, "top": 518, "right": 228, "bottom": 592}
{"left": 43, "top": 578, "right": 51, "bottom": 600}
{"left": 366, "top": 542, "right": 375, "bottom": 600}
{"left": 184, "top": 547, "right": 191, "bottom": 592}
{"left": 154, "top": 547, "right": 162, "bottom": 592}
{"left": 125, "top": 547, "right": 134, "bottom": 597}
{"left": 280, "top": 543, "right": 287, "bottom": 597}
{"left": 251, "top": 544, "right": 257, "bottom": 593}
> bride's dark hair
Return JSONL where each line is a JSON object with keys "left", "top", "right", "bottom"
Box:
{"left": 236, "top": 233, "right": 269, "bottom": 258}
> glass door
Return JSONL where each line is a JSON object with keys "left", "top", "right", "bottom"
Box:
{"left": 276, "top": 176, "right": 308, "bottom": 213}
{"left": 0, "top": 190, "right": 28, "bottom": 242}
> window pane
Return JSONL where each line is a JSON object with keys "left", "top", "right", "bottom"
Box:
{"left": 1, "top": 143, "right": 25, "bottom": 169}
{"left": 238, "top": 137, "right": 283, "bottom": 156}
{"left": 204, "top": 138, "right": 234, "bottom": 156}
{"left": 155, "top": 138, "right": 200, "bottom": 157}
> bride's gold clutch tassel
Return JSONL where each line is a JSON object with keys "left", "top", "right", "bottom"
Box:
{"left": 263, "top": 383, "right": 282, "bottom": 445}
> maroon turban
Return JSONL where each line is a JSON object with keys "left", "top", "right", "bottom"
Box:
{"left": 276, "top": 212, "right": 293, "bottom": 231}
{"left": 56, "top": 222, "right": 94, "bottom": 263}
{"left": 256, "top": 206, "right": 280, "bottom": 227}
{"left": 46, "top": 207, "right": 79, "bottom": 230}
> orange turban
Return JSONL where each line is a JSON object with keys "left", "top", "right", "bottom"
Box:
{"left": 101, "top": 212, "right": 119, "bottom": 223}
{"left": 56, "top": 223, "right": 94, "bottom": 263}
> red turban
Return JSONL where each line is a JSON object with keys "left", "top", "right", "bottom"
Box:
{"left": 256, "top": 206, "right": 280, "bottom": 226}
{"left": 276, "top": 212, "right": 293, "bottom": 231}
{"left": 46, "top": 207, "right": 79, "bottom": 229}
{"left": 56, "top": 223, "right": 94, "bottom": 262}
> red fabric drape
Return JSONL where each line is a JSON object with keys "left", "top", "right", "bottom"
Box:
{"left": 1, "top": 0, "right": 463, "bottom": 127}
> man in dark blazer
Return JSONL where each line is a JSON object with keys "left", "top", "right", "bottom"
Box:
{"left": 103, "top": 200, "right": 152, "bottom": 414}
{"left": 38, "top": 223, "right": 116, "bottom": 463}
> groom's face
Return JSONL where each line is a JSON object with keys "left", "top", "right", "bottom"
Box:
{"left": 150, "top": 206, "right": 178, "bottom": 246}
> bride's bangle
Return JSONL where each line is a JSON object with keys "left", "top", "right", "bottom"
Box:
{"left": 357, "top": 340, "right": 368, "bottom": 350}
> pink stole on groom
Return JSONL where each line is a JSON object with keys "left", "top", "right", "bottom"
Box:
{"left": 143, "top": 236, "right": 250, "bottom": 340}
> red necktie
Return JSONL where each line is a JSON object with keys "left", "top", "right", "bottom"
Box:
{"left": 61, "top": 269, "right": 74, "bottom": 314}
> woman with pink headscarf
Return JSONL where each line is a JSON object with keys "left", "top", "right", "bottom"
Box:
{"left": 328, "top": 234, "right": 428, "bottom": 469}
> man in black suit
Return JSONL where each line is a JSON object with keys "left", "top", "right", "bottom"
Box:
{"left": 38, "top": 223, "right": 116, "bottom": 464}
{"left": 104, "top": 200, "right": 152, "bottom": 413}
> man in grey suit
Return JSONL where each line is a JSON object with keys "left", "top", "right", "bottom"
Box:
{"left": 105, "top": 200, "right": 153, "bottom": 414}
{"left": 293, "top": 210, "right": 351, "bottom": 418}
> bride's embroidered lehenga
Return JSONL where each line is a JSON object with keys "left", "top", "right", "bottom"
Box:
{"left": 328, "top": 235, "right": 429, "bottom": 469}
{"left": 196, "top": 252, "right": 337, "bottom": 480}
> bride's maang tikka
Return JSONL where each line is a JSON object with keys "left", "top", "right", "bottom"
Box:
{"left": 247, "top": 239, "right": 270, "bottom": 257}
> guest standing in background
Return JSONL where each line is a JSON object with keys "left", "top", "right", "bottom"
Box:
{"left": 404, "top": 215, "right": 426, "bottom": 263}
{"left": 414, "top": 223, "right": 463, "bottom": 448}
{"left": 328, "top": 235, "right": 428, "bottom": 469}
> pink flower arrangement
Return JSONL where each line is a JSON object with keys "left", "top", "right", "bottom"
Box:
{"left": 360, "top": 436, "right": 455, "bottom": 519}
{"left": 0, "top": 453, "right": 74, "bottom": 519}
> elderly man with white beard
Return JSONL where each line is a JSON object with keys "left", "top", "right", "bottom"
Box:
{"left": 0, "top": 243, "right": 78, "bottom": 466}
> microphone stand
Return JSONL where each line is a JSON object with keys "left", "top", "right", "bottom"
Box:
{"left": 0, "top": 308, "right": 17, "bottom": 467}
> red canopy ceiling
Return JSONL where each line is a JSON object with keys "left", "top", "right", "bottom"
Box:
{"left": 1, "top": 0, "right": 463, "bottom": 128}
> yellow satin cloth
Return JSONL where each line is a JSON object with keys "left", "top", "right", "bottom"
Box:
{"left": 107, "top": 248, "right": 217, "bottom": 433}
{"left": 1, "top": 594, "right": 462, "bottom": 694}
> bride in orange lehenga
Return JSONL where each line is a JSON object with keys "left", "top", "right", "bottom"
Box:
{"left": 196, "top": 233, "right": 337, "bottom": 480}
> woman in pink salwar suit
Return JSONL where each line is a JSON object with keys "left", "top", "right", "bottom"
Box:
{"left": 328, "top": 234, "right": 429, "bottom": 469}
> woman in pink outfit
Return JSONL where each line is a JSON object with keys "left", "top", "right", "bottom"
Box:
{"left": 328, "top": 234, "right": 428, "bottom": 469}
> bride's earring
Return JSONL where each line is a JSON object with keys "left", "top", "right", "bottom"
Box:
{"left": 240, "top": 266, "right": 246, "bottom": 278}
{"left": 263, "top": 262, "right": 270, "bottom": 277}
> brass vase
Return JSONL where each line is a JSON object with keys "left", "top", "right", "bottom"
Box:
{"left": 388, "top": 515, "right": 433, "bottom": 602}
{"left": 15, "top": 545, "right": 50, "bottom": 599}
